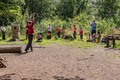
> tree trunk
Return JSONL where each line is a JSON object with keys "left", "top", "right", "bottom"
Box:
{"left": 0, "top": 46, "right": 22, "bottom": 53}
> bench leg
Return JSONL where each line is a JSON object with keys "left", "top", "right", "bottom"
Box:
{"left": 113, "top": 38, "right": 115, "bottom": 48}
{"left": 106, "top": 38, "right": 110, "bottom": 47}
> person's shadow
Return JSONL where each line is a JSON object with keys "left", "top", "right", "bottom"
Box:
{"left": 0, "top": 73, "right": 15, "bottom": 80}
{"left": 53, "top": 76, "right": 85, "bottom": 80}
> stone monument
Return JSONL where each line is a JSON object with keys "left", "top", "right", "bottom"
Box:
{"left": 11, "top": 24, "right": 20, "bottom": 41}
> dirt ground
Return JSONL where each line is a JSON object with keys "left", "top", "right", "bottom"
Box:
{"left": 0, "top": 44, "right": 120, "bottom": 80}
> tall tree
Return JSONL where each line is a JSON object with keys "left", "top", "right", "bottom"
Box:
{"left": 0, "top": 0, "right": 25, "bottom": 25}
{"left": 97, "top": 0, "right": 120, "bottom": 19}
{"left": 25, "top": 0, "right": 56, "bottom": 21}
{"left": 56, "top": 0, "right": 88, "bottom": 19}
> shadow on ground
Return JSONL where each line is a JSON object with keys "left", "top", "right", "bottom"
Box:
{"left": 104, "top": 47, "right": 120, "bottom": 51}
{"left": 0, "top": 73, "right": 41, "bottom": 80}
{"left": 0, "top": 73, "right": 15, "bottom": 80}
{"left": 21, "top": 78, "right": 41, "bottom": 80}
{"left": 53, "top": 76, "right": 85, "bottom": 80}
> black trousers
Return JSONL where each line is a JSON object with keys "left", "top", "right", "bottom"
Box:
{"left": 80, "top": 35, "right": 83, "bottom": 40}
{"left": 47, "top": 31, "right": 51, "bottom": 39}
{"left": 91, "top": 30, "right": 96, "bottom": 35}
{"left": 73, "top": 31, "right": 76, "bottom": 39}
{"left": 2, "top": 31, "right": 6, "bottom": 40}
{"left": 58, "top": 32, "right": 61, "bottom": 38}
{"left": 25, "top": 34, "right": 33, "bottom": 51}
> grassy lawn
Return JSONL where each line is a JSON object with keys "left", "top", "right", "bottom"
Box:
{"left": 114, "top": 41, "right": 120, "bottom": 49}
{"left": 0, "top": 35, "right": 120, "bottom": 49}
{"left": 38, "top": 38, "right": 96, "bottom": 48}
{"left": 0, "top": 35, "right": 97, "bottom": 48}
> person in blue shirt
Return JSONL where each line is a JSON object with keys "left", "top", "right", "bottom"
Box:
{"left": 101, "top": 36, "right": 107, "bottom": 43}
{"left": 90, "top": 20, "right": 97, "bottom": 36}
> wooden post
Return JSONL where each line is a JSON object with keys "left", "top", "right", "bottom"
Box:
{"left": 106, "top": 37, "right": 110, "bottom": 47}
{"left": 113, "top": 38, "right": 115, "bottom": 48}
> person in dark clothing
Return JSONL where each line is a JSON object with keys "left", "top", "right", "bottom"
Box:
{"left": 1, "top": 26, "right": 6, "bottom": 40}
{"left": 101, "top": 36, "right": 107, "bottom": 43}
{"left": 71, "top": 25, "right": 77, "bottom": 39}
{"left": 57, "top": 26, "right": 62, "bottom": 38}
{"left": 25, "top": 13, "right": 35, "bottom": 53}
{"left": 96, "top": 30, "right": 101, "bottom": 43}
{"left": 36, "top": 33, "right": 42, "bottom": 42}
{"left": 79, "top": 28, "right": 83, "bottom": 40}
{"left": 90, "top": 20, "right": 97, "bottom": 37}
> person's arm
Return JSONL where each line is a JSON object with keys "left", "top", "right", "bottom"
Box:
{"left": 32, "top": 13, "right": 35, "bottom": 22}
{"left": 26, "top": 15, "right": 28, "bottom": 23}
{"left": 71, "top": 26, "right": 73, "bottom": 31}
{"left": 89, "top": 22, "right": 92, "bottom": 26}
{"left": 26, "top": 15, "right": 29, "bottom": 28}
{"left": 60, "top": 27, "right": 62, "bottom": 32}
{"left": 51, "top": 26, "right": 52, "bottom": 31}
{"left": 4, "top": 27, "right": 6, "bottom": 31}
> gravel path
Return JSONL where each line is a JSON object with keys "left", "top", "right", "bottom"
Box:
{"left": 0, "top": 44, "right": 120, "bottom": 80}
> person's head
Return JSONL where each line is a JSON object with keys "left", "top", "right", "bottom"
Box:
{"left": 89, "top": 34, "right": 91, "bottom": 36}
{"left": 28, "top": 21, "right": 32, "bottom": 25}
{"left": 80, "top": 27, "right": 82, "bottom": 30}
{"left": 58, "top": 26, "right": 60, "bottom": 28}
{"left": 97, "top": 30, "right": 100, "bottom": 34}
{"left": 93, "top": 20, "right": 95, "bottom": 22}
{"left": 73, "top": 25, "right": 76, "bottom": 28}
{"left": 48, "top": 24, "right": 50, "bottom": 26}
{"left": 104, "top": 35, "right": 107, "bottom": 38}
{"left": 93, "top": 33, "right": 96, "bottom": 36}
{"left": 40, "top": 26, "right": 43, "bottom": 28}
{"left": 37, "top": 33, "right": 40, "bottom": 35}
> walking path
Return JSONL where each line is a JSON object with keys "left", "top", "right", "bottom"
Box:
{"left": 0, "top": 44, "right": 120, "bottom": 80}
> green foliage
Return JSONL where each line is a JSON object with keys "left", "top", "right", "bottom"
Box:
{"left": 56, "top": 0, "right": 88, "bottom": 19}
{"left": 25, "top": 0, "right": 57, "bottom": 21}
{"left": 0, "top": 0, "right": 120, "bottom": 39}
{"left": 39, "top": 16, "right": 68, "bottom": 32}
{"left": 0, "top": 0, "right": 25, "bottom": 25}
{"left": 97, "top": 18, "right": 117, "bottom": 34}
{"left": 0, "top": 36, "right": 95, "bottom": 48}
{"left": 97, "top": 0, "right": 120, "bottom": 19}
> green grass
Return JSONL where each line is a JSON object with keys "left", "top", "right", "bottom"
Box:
{"left": 0, "top": 35, "right": 120, "bottom": 49}
{"left": 37, "top": 36, "right": 96, "bottom": 48}
{"left": 0, "top": 36, "right": 95, "bottom": 48}
{"left": 114, "top": 41, "right": 120, "bottom": 49}
{"left": 0, "top": 36, "right": 27, "bottom": 45}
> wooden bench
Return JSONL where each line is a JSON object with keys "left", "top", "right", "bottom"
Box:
{"left": 106, "top": 34, "right": 120, "bottom": 48}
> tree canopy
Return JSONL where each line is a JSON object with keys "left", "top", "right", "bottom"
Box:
{"left": 0, "top": 0, "right": 120, "bottom": 26}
